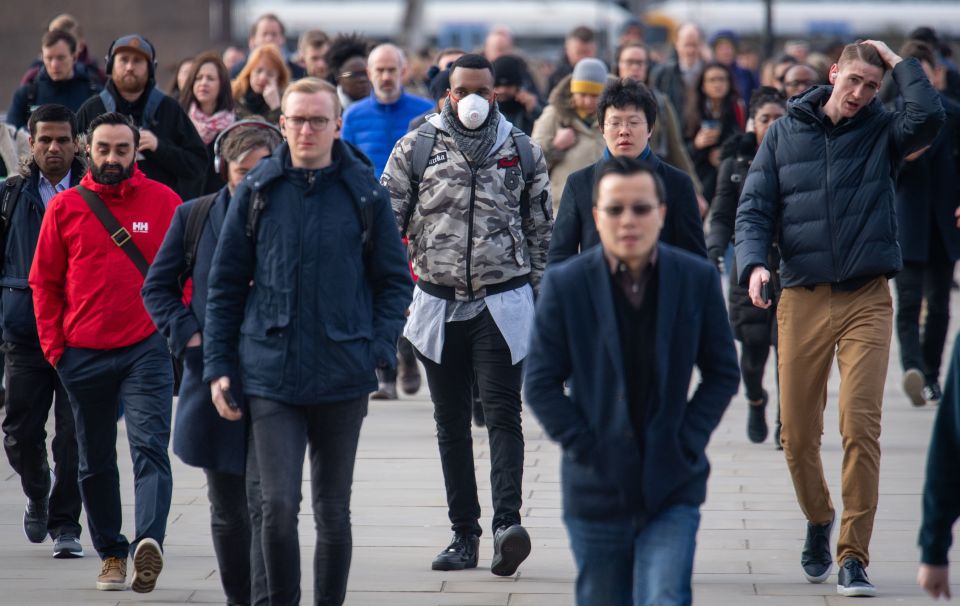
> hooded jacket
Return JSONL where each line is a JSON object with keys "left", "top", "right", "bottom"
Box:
{"left": 0, "top": 157, "right": 85, "bottom": 346}
{"left": 76, "top": 81, "right": 207, "bottom": 200}
{"left": 29, "top": 166, "right": 181, "bottom": 366}
{"left": 735, "top": 58, "right": 945, "bottom": 288}
{"left": 381, "top": 112, "right": 554, "bottom": 300}
{"left": 202, "top": 141, "right": 412, "bottom": 405}
{"left": 531, "top": 74, "right": 614, "bottom": 209}
{"left": 6, "top": 65, "right": 101, "bottom": 129}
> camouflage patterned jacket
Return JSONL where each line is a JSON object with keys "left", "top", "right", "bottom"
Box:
{"left": 381, "top": 113, "right": 553, "bottom": 301}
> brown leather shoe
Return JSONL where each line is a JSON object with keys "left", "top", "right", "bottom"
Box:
{"left": 96, "top": 556, "right": 127, "bottom": 591}
{"left": 131, "top": 538, "right": 163, "bottom": 593}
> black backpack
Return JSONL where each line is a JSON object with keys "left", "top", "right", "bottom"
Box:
{"left": 22, "top": 76, "right": 100, "bottom": 127}
{"left": 401, "top": 122, "right": 537, "bottom": 234}
{"left": 177, "top": 192, "right": 219, "bottom": 289}
{"left": 0, "top": 176, "right": 28, "bottom": 270}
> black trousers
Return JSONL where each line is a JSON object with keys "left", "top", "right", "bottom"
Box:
{"left": 740, "top": 340, "right": 771, "bottom": 402}
{"left": 417, "top": 308, "right": 524, "bottom": 536}
{"left": 205, "top": 469, "right": 252, "bottom": 605}
{"left": 1, "top": 343, "right": 81, "bottom": 540}
{"left": 896, "top": 258, "right": 955, "bottom": 385}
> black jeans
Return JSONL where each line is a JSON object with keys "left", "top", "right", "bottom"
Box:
{"left": 740, "top": 340, "right": 771, "bottom": 403}
{"left": 248, "top": 396, "right": 367, "bottom": 606}
{"left": 895, "top": 259, "right": 955, "bottom": 384}
{"left": 246, "top": 430, "right": 268, "bottom": 606}
{"left": 205, "top": 469, "right": 252, "bottom": 605}
{"left": 56, "top": 332, "right": 173, "bottom": 559}
{"left": 417, "top": 308, "right": 524, "bottom": 536}
{"left": 1, "top": 343, "right": 81, "bottom": 540}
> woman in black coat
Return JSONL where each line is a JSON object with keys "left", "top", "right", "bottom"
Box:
{"left": 706, "top": 87, "right": 786, "bottom": 445}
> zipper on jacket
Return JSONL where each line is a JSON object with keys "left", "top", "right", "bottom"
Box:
{"left": 465, "top": 164, "right": 478, "bottom": 301}
{"left": 823, "top": 133, "right": 840, "bottom": 281}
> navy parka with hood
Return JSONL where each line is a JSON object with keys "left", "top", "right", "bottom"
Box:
{"left": 202, "top": 141, "right": 413, "bottom": 406}
{"left": 735, "top": 58, "right": 945, "bottom": 288}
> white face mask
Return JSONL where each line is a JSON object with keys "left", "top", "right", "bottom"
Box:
{"left": 456, "top": 94, "right": 491, "bottom": 130}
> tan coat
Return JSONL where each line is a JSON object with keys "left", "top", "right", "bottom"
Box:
{"left": 532, "top": 74, "right": 614, "bottom": 212}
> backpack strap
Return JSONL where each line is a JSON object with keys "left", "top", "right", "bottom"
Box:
{"left": 24, "top": 81, "right": 39, "bottom": 125}
{"left": 76, "top": 185, "right": 150, "bottom": 278}
{"left": 0, "top": 177, "right": 26, "bottom": 271}
{"left": 179, "top": 192, "right": 219, "bottom": 289}
{"left": 141, "top": 87, "right": 165, "bottom": 129}
{"left": 510, "top": 127, "right": 535, "bottom": 220}
{"left": 99, "top": 89, "right": 116, "bottom": 113}
{"left": 402, "top": 122, "right": 438, "bottom": 235}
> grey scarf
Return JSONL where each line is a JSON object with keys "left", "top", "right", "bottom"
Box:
{"left": 441, "top": 100, "right": 501, "bottom": 165}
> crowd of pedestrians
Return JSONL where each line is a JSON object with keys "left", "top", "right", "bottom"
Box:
{"left": 1, "top": 8, "right": 960, "bottom": 606}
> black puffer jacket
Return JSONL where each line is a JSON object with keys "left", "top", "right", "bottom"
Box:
{"left": 708, "top": 132, "right": 778, "bottom": 344}
{"left": 735, "top": 58, "right": 945, "bottom": 288}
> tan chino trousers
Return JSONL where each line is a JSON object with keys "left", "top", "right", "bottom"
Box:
{"left": 777, "top": 277, "right": 892, "bottom": 567}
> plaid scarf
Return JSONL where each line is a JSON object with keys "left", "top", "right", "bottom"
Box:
{"left": 441, "top": 100, "right": 501, "bottom": 165}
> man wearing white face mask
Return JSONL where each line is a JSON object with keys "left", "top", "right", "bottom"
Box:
{"left": 381, "top": 53, "right": 553, "bottom": 577}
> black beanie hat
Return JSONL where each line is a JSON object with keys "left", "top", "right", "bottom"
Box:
{"left": 492, "top": 55, "right": 525, "bottom": 88}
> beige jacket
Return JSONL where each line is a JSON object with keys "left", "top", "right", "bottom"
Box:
{"left": 532, "top": 74, "right": 615, "bottom": 212}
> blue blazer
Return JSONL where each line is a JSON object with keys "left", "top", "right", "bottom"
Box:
{"left": 142, "top": 187, "right": 246, "bottom": 475}
{"left": 524, "top": 243, "right": 740, "bottom": 519}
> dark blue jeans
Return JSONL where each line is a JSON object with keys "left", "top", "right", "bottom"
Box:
{"left": 248, "top": 396, "right": 367, "bottom": 606}
{"left": 564, "top": 504, "right": 701, "bottom": 606}
{"left": 56, "top": 331, "right": 173, "bottom": 559}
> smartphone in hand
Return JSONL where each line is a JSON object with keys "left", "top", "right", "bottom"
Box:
{"left": 222, "top": 387, "right": 240, "bottom": 410}
{"left": 761, "top": 281, "right": 772, "bottom": 305}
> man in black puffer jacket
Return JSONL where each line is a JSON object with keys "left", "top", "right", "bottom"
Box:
{"left": 735, "top": 40, "right": 944, "bottom": 598}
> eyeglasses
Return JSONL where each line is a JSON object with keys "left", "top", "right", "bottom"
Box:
{"left": 598, "top": 203, "right": 657, "bottom": 217}
{"left": 603, "top": 119, "right": 647, "bottom": 130}
{"left": 284, "top": 115, "right": 331, "bottom": 130}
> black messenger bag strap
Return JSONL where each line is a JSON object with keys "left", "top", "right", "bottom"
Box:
{"left": 76, "top": 185, "right": 150, "bottom": 278}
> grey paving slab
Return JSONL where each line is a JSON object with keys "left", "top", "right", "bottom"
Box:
{"left": 0, "top": 290, "right": 955, "bottom": 604}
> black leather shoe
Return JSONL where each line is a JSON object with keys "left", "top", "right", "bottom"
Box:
{"left": 491, "top": 524, "right": 531, "bottom": 576}
{"left": 431, "top": 533, "right": 479, "bottom": 571}
{"left": 801, "top": 512, "right": 835, "bottom": 583}
{"left": 747, "top": 391, "right": 769, "bottom": 443}
{"left": 837, "top": 558, "right": 876, "bottom": 597}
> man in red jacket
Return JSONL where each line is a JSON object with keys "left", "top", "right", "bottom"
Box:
{"left": 29, "top": 112, "right": 180, "bottom": 594}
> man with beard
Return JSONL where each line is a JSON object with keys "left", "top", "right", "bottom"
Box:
{"left": 29, "top": 112, "right": 180, "bottom": 593}
{"left": 76, "top": 34, "right": 206, "bottom": 200}
{"left": 0, "top": 104, "right": 85, "bottom": 559}
{"left": 381, "top": 53, "right": 553, "bottom": 576}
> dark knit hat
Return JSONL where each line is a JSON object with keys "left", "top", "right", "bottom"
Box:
{"left": 428, "top": 69, "right": 451, "bottom": 102}
{"left": 493, "top": 55, "right": 525, "bottom": 88}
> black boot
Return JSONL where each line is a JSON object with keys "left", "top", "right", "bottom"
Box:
{"left": 747, "top": 390, "right": 769, "bottom": 443}
{"left": 432, "top": 533, "right": 479, "bottom": 571}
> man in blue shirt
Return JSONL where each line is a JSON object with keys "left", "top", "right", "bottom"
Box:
{"left": 341, "top": 44, "right": 433, "bottom": 177}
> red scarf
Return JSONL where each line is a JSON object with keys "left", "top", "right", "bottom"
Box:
{"left": 189, "top": 103, "right": 236, "bottom": 145}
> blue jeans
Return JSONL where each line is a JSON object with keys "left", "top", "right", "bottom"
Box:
{"left": 248, "top": 396, "right": 366, "bottom": 606}
{"left": 564, "top": 504, "right": 701, "bottom": 606}
{"left": 56, "top": 332, "right": 173, "bottom": 559}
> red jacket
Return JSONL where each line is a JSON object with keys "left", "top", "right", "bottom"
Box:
{"left": 29, "top": 167, "right": 180, "bottom": 366}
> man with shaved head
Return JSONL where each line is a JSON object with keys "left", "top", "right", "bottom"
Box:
{"left": 651, "top": 22, "right": 704, "bottom": 133}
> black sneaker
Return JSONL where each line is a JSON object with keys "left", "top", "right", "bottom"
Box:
{"left": 53, "top": 534, "right": 84, "bottom": 558}
{"left": 431, "top": 533, "right": 479, "bottom": 571}
{"left": 491, "top": 524, "right": 531, "bottom": 577}
{"left": 23, "top": 497, "right": 49, "bottom": 544}
{"left": 903, "top": 368, "right": 925, "bottom": 407}
{"left": 801, "top": 512, "right": 835, "bottom": 583}
{"left": 747, "top": 391, "right": 769, "bottom": 443}
{"left": 837, "top": 558, "right": 876, "bottom": 597}
{"left": 923, "top": 383, "right": 943, "bottom": 406}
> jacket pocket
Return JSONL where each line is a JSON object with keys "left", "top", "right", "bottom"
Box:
{"left": 323, "top": 323, "right": 375, "bottom": 385}
{"left": 239, "top": 312, "right": 290, "bottom": 390}
{"left": 0, "top": 277, "right": 34, "bottom": 341}
{"left": 508, "top": 225, "right": 528, "bottom": 268}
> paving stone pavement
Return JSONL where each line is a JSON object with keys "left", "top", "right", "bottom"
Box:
{"left": 0, "top": 298, "right": 953, "bottom": 605}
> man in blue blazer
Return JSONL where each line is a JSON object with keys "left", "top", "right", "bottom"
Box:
{"left": 525, "top": 156, "right": 739, "bottom": 605}
{"left": 547, "top": 79, "right": 706, "bottom": 264}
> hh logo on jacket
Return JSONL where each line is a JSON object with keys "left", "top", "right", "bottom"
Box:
{"left": 132, "top": 221, "right": 149, "bottom": 234}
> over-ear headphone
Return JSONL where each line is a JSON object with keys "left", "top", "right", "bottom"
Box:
{"left": 213, "top": 119, "right": 283, "bottom": 177}
{"left": 105, "top": 34, "right": 159, "bottom": 80}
